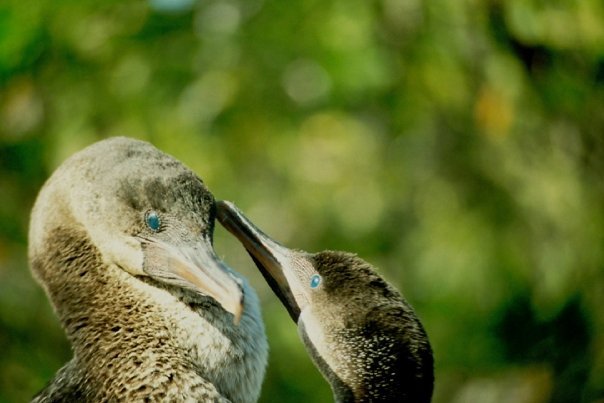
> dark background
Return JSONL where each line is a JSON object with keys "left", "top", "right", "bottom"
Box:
{"left": 1, "top": 0, "right": 603, "bottom": 401}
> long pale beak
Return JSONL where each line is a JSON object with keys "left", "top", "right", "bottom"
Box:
{"left": 139, "top": 235, "right": 244, "bottom": 324}
{"left": 216, "top": 200, "right": 301, "bottom": 322}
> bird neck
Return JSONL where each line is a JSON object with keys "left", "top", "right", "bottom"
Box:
{"left": 32, "top": 225, "right": 267, "bottom": 402}
{"left": 298, "top": 309, "right": 433, "bottom": 403}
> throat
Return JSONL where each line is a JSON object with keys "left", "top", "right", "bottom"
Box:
{"left": 299, "top": 321, "right": 400, "bottom": 403}
{"left": 298, "top": 311, "right": 433, "bottom": 403}
{"left": 36, "top": 226, "right": 267, "bottom": 402}
{"left": 298, "top": 313, "right": 355, "bottom": 402}
{"left": 62, "top": 268, "right": 254, "bottom": 401}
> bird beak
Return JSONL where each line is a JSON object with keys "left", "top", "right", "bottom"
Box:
{"left": 216, "top": 200, "right": 301, "bottom": 322}
{"left": 138, "top": 235, "right": 244, "bottom": 324}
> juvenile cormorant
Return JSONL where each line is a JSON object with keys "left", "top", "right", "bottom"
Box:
{"left": 217, "top": 201, "right": 433, "bottom": 403}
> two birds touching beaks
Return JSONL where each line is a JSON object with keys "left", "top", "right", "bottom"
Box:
{"left": 29, "top": 137, "right": 434, "bottom": 402}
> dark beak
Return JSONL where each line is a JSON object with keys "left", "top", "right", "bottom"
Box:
{"left": 138, "top": 235, "right": 244, "bottom": 324}
{"left": 216, "top": 200, "right": 301, "bottom": 322}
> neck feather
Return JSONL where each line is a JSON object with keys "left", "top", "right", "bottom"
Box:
{"left": 298, "top": 309, "right": 433, "bottom": 403}
{"left": 31, "top": 225, "right": 267, "bottom": 402}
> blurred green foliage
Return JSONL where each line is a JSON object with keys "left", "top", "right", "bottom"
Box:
{"left": 1, "top": 0, "right": 603, "bottom": 401}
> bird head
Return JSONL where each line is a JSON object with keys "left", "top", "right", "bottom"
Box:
{"left": 29, "top": 137, "right": 244, "bottom": 323}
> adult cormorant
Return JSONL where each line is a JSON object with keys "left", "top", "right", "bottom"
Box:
{"left": 29, "top": 138, "right": 267, "bottom": 402}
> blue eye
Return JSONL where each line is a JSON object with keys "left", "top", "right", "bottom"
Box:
{"left": 145, "top": 211, "right": 161, "bottom": 231}
{"left": 309, "top": 274, "right": 322, "bottom": 289}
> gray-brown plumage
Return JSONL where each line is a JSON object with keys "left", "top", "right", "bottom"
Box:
{"left": 29, "top": 138, "right": 267, "bottom": 402}
{"left": 217, "top": 201, "right": 433, "bottom": 403}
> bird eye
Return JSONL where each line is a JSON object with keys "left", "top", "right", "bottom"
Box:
{"left": 309, "top": 274, "right": 322, "bottom": 289}
{"left": 145, "top": 211, "right": 161, "bottom": 232}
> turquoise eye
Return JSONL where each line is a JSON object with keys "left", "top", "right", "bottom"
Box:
{"left": 145, "top": 211, "right": 161, "bottom": 231}
{"left": 309, "top": 274, "right": 322, "bottom": 289}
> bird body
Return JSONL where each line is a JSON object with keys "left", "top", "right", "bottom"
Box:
{"left": 217, "top": 201, "right": 433, "bottom": 402}
{"left": 29, "top": 138, "right": 267, "bottom": 402}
